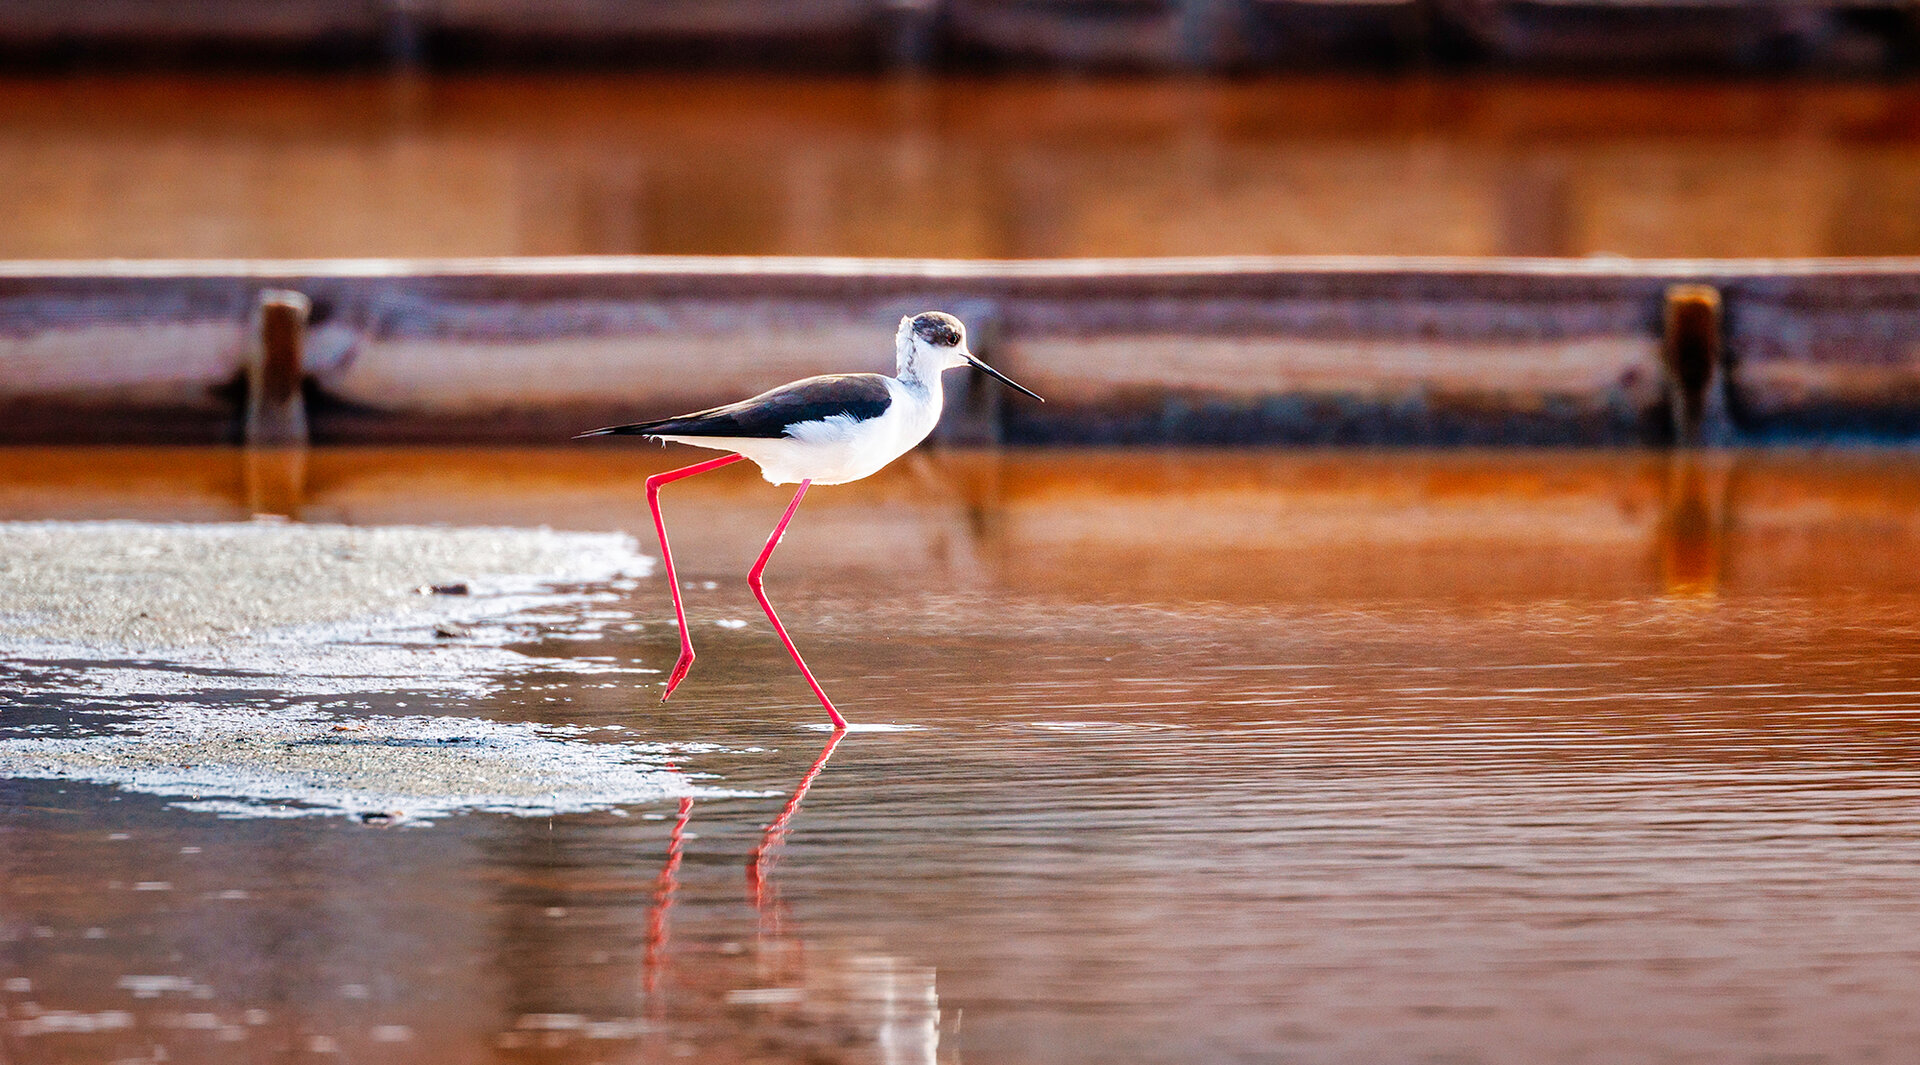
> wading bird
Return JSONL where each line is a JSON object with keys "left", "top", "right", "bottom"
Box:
{"left": 578, "top": 311, "right": 1044, "bottom": 730}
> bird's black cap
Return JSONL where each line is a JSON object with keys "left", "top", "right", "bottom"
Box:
{"left": 910, "top": 312, "right": 964, "bottom": 347}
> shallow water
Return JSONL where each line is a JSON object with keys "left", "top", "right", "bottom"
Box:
{"left": 3, "top": 448, "right": 1920, "bottom": 1063}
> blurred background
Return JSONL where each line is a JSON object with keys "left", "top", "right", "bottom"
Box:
{"left": 8, "top": 2, "right": 1920, "bottom": 447}
{"left": 8, "top": 0, "right": 1920, "bottom": 261}
{"left": 11, "top": 12, "right": 1920, "bottom": 1065}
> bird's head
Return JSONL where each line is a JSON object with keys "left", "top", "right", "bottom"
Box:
{"left": 896, "top": 311, "right": 1043, "bottom": 402}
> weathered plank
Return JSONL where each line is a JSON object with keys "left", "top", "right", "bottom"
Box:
{"left": 0, "top": 256, "right": 1916, "bottom": 444}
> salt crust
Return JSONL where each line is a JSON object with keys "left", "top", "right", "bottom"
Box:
{"left": 0, "top": 520, "right": 752, "bottom": 822}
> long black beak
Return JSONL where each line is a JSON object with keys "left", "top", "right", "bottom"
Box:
{"left": 964, "top": 353, "right": 1045, "bottom": 403}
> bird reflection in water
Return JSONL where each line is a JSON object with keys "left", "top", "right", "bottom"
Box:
{"left": 638, "top": 732, "right": 937, "bottom": 1062}
{"left": 642, "top": 792, "right": 693, "bottom": 998}
{"left": 642, "top": 729, "right": 845, "bottom": 996}
{"left": 747, "top": 727, "right": 845, "bottom": 930}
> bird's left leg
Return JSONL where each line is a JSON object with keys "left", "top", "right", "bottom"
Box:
{"left": 646, "top": 452, "right": 746, "bottom": 701}
{"left": 747, "top": 480, "right": 848, "bottom": 730}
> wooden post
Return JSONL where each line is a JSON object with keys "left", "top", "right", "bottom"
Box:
{"left": 246, "top": 290, "right": 310, "bottom": 447}
{"left": 1661, "top": 284, "right": 1729, "bottom": 446}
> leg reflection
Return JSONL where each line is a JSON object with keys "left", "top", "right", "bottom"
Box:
{"left": 747, "top": 729, "right": 846, "bottom": 933}
{"left": 636, "top": 733, "right": 939, "bottom": 1062}
{"left": 643, "top": 730, "right": 843, "bottom": 1001}
{"left": 643, "top": 793, "right": 694, "bottom": 1000}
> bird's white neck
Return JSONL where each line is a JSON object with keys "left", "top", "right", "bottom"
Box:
{"left": 896, "top": 358, "right": 943, "bottom": 396}
{"left": 889, "top": 339, "right": 950, "bottom": 439}
{"left": 893, "top": 331, "right": 947, "bottom": 398}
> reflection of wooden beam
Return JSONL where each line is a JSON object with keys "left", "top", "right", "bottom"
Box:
{"left": 1656, "top": 452, "right": 1730, "bottom": 598}
{"left": 241, "top": 447, "right": 306, "bottom": 519}
{"left": 3, "top": 447, "right": 1920, "bottom": 601}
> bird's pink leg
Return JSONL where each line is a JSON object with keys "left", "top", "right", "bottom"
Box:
{"left": 749, "top": 480, "right": 848, "bottom": 730}
{"left": 646, "top": 452, "right": 746, "bottom": 701}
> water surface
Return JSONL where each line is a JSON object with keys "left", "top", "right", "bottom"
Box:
{"left": 3, "top": 448, "right": 1919, "bottom": 1063}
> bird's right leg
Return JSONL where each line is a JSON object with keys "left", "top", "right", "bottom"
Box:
{"left": 646, "top": 452, "right": 747, "bottom": 701}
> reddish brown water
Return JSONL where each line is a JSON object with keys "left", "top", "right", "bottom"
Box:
{"left": 4, "top": 448, "right": 1920, "bottom": 1063}
{"left": 9, "top": 75, "right": 1920, "bottom": 259}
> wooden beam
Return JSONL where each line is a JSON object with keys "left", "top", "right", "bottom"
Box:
{"left": 0, "top": 256, "right": 1917, "bottom": 445}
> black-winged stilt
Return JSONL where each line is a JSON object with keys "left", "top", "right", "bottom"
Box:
{"left": 579, "top": 311, "right": 1044, "bottom": 730}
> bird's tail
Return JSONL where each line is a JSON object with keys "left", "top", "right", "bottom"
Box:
{"left": 574, "top": 419, "right": 674, "bottom": 439}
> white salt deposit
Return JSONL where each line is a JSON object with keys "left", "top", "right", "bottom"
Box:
{"left": 0, "top": 519, "right": 746, "bottom": 822}
{"left": 0, "top": 518, "right": 648, "bottom": 655}
{"left": 0, "top": 702, "right": 713, "bottom": 823}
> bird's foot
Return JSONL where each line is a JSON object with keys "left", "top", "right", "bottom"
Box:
{"left": 662, "top": 650, "right": 695, "bottom": 701}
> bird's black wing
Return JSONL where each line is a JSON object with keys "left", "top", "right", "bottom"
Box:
{"left": 577, "top": 373, "right": 894, "bottom": 440}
